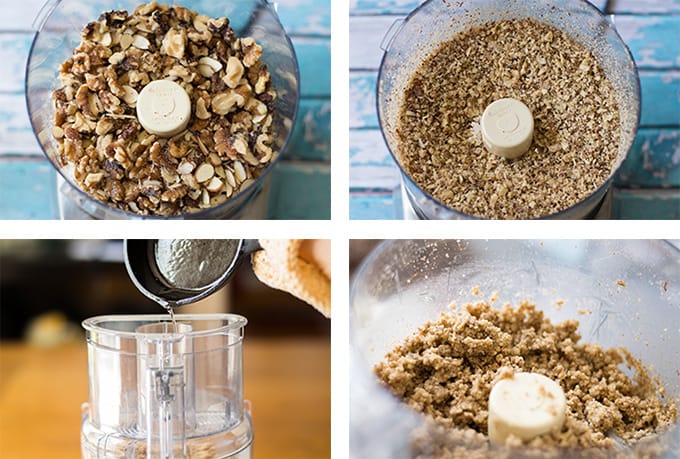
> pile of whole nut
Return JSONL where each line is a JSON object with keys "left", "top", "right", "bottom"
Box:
{"left": 52, "top": 2, "right": 277, "bottom": 216}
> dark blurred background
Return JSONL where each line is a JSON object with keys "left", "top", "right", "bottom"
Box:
{"left": 0, "top": 240, "right": 329, "bottom": 342}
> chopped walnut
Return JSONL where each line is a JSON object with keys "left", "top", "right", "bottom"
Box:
{"left": 51, "top": 2, "right": 276, "bottom": 216}
{"left": 224, "top": 56, "right": 244, "bottom": 89}
{"left": 240, "top": 37, "right": 262, "bottom": 68}
{"left": 211, "top": 90, "right": 243, "bottom": 115}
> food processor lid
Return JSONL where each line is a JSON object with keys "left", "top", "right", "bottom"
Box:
{"left": 124, "top": 239, "right": 261, "bottom": 306}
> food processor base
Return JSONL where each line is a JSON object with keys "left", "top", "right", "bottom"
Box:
{"left": 56, "top": 175, "right": 272, "bottom": 220}
{"left": 397, "top": 182, "right": 613, "bottom": 220}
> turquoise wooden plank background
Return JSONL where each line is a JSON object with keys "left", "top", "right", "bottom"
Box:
{"left": 349, "top": 0, "right": 680, "bottom": 219}
{"left": 0, "top": 0, "right": 330, "bottom": 220}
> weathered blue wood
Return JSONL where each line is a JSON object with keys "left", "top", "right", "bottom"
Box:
{"left": 350, "top": 71, "right": 680, "bottom": 129}
{"left": 350, "top": 15, "right": 680, "bottom": 71}
{"left": 349, "top": 191, "right": 397, "bottom": 220}
{"left": 639, "top": 70, "right": 680, "bottom": 126}
{"left": 350, "top": 0, "right": 608, "bottom": 15}
{"left": 349, "top": 15, "right": 396, "bottom": 70}
{"left": 611, "top": 0, "right": 680, "bottom": 14}
{"left": 293, "top": 37, "right": 331, "bottom": 97}
{"left": 350, "top": 188, "right": 680, "bottom": 220}
{"left": 278, "top": 0, "right": 330, "bottom": 35}
{"left": 266, "top": 161, "right": 330, "bottom": 219}
{"left": 0, "top": 33, "right": 33, "bottom": 94}
{"left": 612, "top": 188, "right": 680, "bottom": 219}
{"left": 0, "top": 160, "right": 59, "bottom": 219}
{"left": 616, "top": 129, "right": 680, "bottom": 188}
{"left": 0, "top": 95, "right": 333, "bottom": 163}
{"left": 349, "top": 127, "right": 680, "bottom": 191}
{"left": 614, "top": 15, "right": 680, "bottom": 69}
{"left": 5, "top": 34, "right": 330, "bottom": 97}
{"left": 287, "top": 98, "right": 331, "bottom": 161}
{"left": 0, "top": 0, "right": 331, "bottom": 33}
{"left": 349, "top": 71, "right": 377, "bottom": 129}
{"left": 0, "top": 94, "right": 42, "bottom": 156}
{"left": 349, "top": 129, "right": 400, "bottom": 190}
{"left": 0, "top": 0, "right": 44, "bottom": 32}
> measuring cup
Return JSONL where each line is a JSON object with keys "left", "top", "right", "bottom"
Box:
{"left": 125, "top": 239, "right": 261, "bottom": 307}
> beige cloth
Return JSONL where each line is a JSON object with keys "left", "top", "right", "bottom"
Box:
{"left": 251, "top": 239, "right": 331, "bottom": 317}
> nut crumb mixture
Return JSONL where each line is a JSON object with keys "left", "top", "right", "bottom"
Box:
{"left": 396, "top": 19, "right": 621, "bottom": 219}
{"left": 375, "top": 301, "right": 677, "bottom": 457}
{"left": 52, "top": 2, "right": 276, "bottom": 216}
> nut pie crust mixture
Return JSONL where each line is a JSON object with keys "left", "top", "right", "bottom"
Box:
{"left": 375, "top": 301, "right": 677, "bottom": 458}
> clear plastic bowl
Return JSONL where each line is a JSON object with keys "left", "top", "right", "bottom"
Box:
{"left": 81, "top": 314, "right": 252, "bottom": 458}
{"left": 377, "top": 0, "right": 640, "bottom": 219}
{"left": 26, "top": 0, "right": 299, "bottom": 219}
{"left": 350, "top": 240, "right": 679, "bottom": 457}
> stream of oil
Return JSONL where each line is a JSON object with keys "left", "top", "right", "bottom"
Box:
{"left": 159, "top": 300, "right": 178, "bottom": 333}
{"left": 152, "top": 239, "right": 242, "bottom": 332}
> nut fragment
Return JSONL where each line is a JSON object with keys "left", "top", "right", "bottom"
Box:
{"left": 109, "top": 52, "right": 125, "bottom": 65}
{"left": 88, "top": 93, "right": 102, "bottom": 117}
{"left": 162, "top": 27, "right": 186, "bottom": 60}
{"left": 177, "top": 160, "right": 194, "bottom": 175}
{"left": 224, "top": 169, "right": 236, "bottom": 188}
{"left": 223, "top": 56, "right": 244, "bottom": 88}
{"left": 121, "top": 85, "right": 138, "bottom": 105}
{"left": 239, "top": 178, "right": 254, "bottom": 191}
{"left": 205, "top": 176, "right": 223, "bottom": 193}
{"left": 194, "top": 162, "right": 214, "bottom": 183}
{"left": 120, "top": 34, "right": 134, "bottom": 50}
{"left": 100, "top": 32, "right": 112, "bottom": 47}
{"left": 85, "top": 172, "right": 104, "bottom": 186}
{"left": 197, "top": 56, "right": 223, "bottom": 77}
{"left": 211, "top": 90, "right": 243, "bottom": 115}
{"left": 233, "top": 160, "right": 246, "bottom": 182}
{"left": 132, "top": 34, "right": 150, "bottom": 50}
{"left": 240, "top": 37, "right": 262, "bottom": 67}
{"left": 195, "top": 97, "right": 211, "bottom": 119}
{"left": 95, "top": 117, "right": 114, "bottom": 135}
{"left": 193, "top": 14, "right": 209, "bottom": 32}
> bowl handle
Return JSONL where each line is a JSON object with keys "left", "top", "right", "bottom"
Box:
{"left": 32, "top": 0, "right": 60, "bottom": 31}
{"left": 380, "top": 18, "right": 405, "bottom": 53}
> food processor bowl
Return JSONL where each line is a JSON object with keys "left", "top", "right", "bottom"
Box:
{"left": 81, "top": 314, "right": 252, "bottom": 458}
{"left": 26, "top": 0, "right": 299, "bottom": 219}
{"left": 350, "top": 240, "right": 679, "bottom": 457}
{"left": 377, "top": 0, "right": 640, "bottom": 219}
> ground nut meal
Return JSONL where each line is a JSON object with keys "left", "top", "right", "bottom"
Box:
{"left": 52, "top": 2, "right": 276, "bottom": 216}
{"left": 375, "top": 301, "right": 678, "bottom": 458}
{"left": 396, "top": 19, "right": 622, "bottom": 219}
